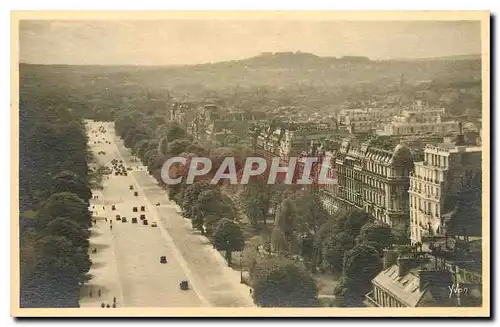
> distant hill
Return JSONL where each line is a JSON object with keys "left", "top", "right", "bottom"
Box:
{"left": 19, "top": 51, "right": 481, "bottom": 102}
{"left": 391, "top": 53, "right": 481, "bottom": 62}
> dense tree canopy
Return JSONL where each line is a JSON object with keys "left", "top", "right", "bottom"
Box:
{"left": 251, "top": 257, "right": 318, "bottom": 307}
{"left": 340, "top": 243, "right": 382, "bottom": 303}
{"left": 37, "top": 192, "right": 92, "bottom": 229}
{"left": 213, "top": 218, "right": 245, "bottom": 266}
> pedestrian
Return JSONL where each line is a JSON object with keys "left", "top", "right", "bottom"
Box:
{"left": 89, "top": 290, "right": 93, "bottom": 298}
{"left": 98, "top": 289, "right": 101, "bottom": 297}
{"left": 106, "top": 304, "right": 110, "bottom": 308}
{"left": 110, "top": 225, "right": 113, "bottom": 231}
{"left": 112, "top": 303, "right": 116, "bottom": 308}
{"left": 105, "top": 218, "right": 108, "bottom": 222}
{"left": 101, "top": 303, "right": 105, "bottom": 308}
{"left": 113, "top": 297, "right": 116, "bottom": 303}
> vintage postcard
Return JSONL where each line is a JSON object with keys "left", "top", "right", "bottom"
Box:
{"left": 11, "top": 11, "right": 490, "bottom": 317}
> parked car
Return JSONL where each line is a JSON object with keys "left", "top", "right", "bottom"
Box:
{"left": 143, "top": 220, "right": 148, "bottom": 226}
{"left": 160, "top": 256, "right": 167, "bottom": 264}
{"left": 122, "top": 217, "right": 127, "bottom": 223}
{"left": 140, "top": 206, "right": 145, "bottom": 212}
{"left": 133, "top": 207, "right": 138, "bottom": 212}
{"left": 132, "top": 218, "right": 137, "bottom": 224}
{"left": 151, "top": 222, "right": 157, "bottom": 227}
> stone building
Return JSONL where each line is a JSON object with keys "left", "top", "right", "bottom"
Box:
{"left": 335, "top": 139, "right": 414, "bottom": 227}
{"left": 379, "top": 109, "right": 459, "bottom": 137}
{"left": 408, "top": 129, "right": 482, "bottom": 244}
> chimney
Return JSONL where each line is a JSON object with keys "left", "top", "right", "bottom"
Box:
{"left": 455, "top": 121, "right": 466, "bottom": 146}
{"left": 397, "top": 256, "right": 413, "bottom": 277}
{"left": 383, "top": 249, "right": 399, "bottom": 270}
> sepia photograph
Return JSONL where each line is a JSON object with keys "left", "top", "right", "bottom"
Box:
{"left": 11, "top": 11, "right": 490, "bottom": 317}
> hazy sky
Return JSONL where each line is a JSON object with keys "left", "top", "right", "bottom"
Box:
{"left": 19, "top": 20, "right": 481, "bottom": 65}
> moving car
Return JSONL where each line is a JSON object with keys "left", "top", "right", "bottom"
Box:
{"left": 179, "top": 281, "right": 189, "bottom": 290}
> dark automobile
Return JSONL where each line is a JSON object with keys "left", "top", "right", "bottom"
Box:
{"left": 112, "top": 205, "right": 116, "bottom": 211}
{"left": 122, "top": 217, "right": 127, "bottom": 223}
{"left": 143, "top": 220, "right": 148, "bottom": 226}
{"left": 132, "top": 218, "right": 138, "bottom": 224}
{"left": 140, "top": 206, "right": 145, "bottom": 212}
{"left": 134, "top": 192, "right": 138, "bottom": 196}
{"left": 140, "top": 214, "right": 146, "bottom": 220}
{"left": 160, "top": 256, "right": 167, "bottom": 264}
{"left": 180, "top": 281, "right": 189, "bottom": 290}
{"left": 133, "top": 207, "right": 138, "bottom": 212}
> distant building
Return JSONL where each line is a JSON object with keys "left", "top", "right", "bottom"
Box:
{"left": 297, "top": 139, "right": 341, "bottom": 214}
{"left": 167, "top": 100, "right": 198, "bottom": 127}
{"left": 409, "top": 128, "right": 482, "bottom": 244}
{"left": 379, "top": 109, "right": 459, "bottom": 137}
{"left": 188, "top": 104, "right": 267, "bottom": 147}
{"left": 337, "top": 108, "right": 394, "bottom": 134}
{"left": 253, "top": 122, "right": 332, "bottom": 162}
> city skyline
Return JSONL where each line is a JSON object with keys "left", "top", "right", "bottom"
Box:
{"left": 19, "top": 20, "right": 481, "bottom": 66}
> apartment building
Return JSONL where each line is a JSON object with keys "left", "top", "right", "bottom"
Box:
{"left": 335, "top": 139, "right": 414, "bottom": 227}
{"left": 408, "top": 132, "right": 482, "bottom": 244}
{"left": 379, "top": 109, "right": 459, "bottom": 137}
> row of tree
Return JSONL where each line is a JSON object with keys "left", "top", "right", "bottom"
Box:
{"left": 114, "top": 111, "right": 247, "bottom": 267}
{"left": 113, "top": 110, "right": 400, "bottom": 307}
{"left": 20, "top": 92, "right": 93, "bottom": 307}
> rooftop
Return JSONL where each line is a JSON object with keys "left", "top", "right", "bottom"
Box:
{"left": 372, "top": 265, "right": 424, "bottom": 307}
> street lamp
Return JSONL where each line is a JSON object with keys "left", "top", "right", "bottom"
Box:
{"left": 240, "top": 253, "right": 244, "bottom": 284}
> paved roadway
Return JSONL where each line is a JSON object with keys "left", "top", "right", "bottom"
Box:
{"left": 80, "top": 120, "right": 254, "bottom": 308}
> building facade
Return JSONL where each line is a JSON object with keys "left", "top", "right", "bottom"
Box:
{"left": 335, "top": 139, "right": 414, "bottom": 227}
{"left": 379, "top": 109, "right": 459, "bottom": 137}
{"left": 409, "top": 139, "right": 482, "bottom": 244}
